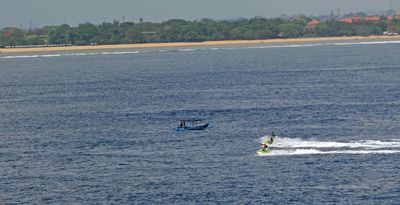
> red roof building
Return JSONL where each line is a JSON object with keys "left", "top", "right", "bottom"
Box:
{"left": 341, "top": 16, "right": 381, "bottom": 23}
{"left": 341, "top": 16, "right": 362, "bottom": 23}
{"left": 364, "top": 16, "right": 381, "bottom": 21}
{"left": 307, "top": 19, "right": 321, "bottom": 26}
{"left": 341, "top": 18, "right": 353, "bottom": 23}
{"left": 388, "top": 15, "right": 400, "bottom": 21}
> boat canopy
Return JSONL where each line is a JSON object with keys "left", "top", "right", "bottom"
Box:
{"left": 179, "top": 118, "right": 203, "bottom": 122}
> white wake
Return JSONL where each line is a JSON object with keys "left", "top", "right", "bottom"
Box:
{"left": 3, "top": 40, "right": 400, "bottom": 59}
{"left": 258, "top": 136, "right": 400, "bottom": 156}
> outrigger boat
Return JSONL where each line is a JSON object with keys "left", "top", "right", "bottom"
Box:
{"left": 174, "top": 119, "right": 210, "bottom": 131}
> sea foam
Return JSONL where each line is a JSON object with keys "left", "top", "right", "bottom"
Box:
{"left": 258, "top": 136, "right": 400, "bottom": 156}
{"left": 3, "top": 40, "right": 400, "bottom": 60}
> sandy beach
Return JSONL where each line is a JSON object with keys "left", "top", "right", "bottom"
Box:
{"left": 1, "top": 35, "right": 400, "bottom": 53}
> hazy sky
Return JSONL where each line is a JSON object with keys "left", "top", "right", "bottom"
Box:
{"left": 1, "top": 0, "right": 398, "bottom": 28}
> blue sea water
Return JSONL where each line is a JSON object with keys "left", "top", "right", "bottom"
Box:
{"left": 1, "top": 40, "right": 400, "bottom": 204}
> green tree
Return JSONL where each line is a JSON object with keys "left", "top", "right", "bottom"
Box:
{"left": 75, "top": 23, "right": 97, "bottom": 45}
{"left": 47, "top": 24, "right": 72, "bottom": 44}
{"left": 0, "top": 27, "right": 26, "bottom": 46}
{"left": 279, "top": 23, "right": 304, "bottom": 38}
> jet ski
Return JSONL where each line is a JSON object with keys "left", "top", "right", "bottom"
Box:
{"left": 257, "top": 148, "right": 272, "bottom": 154}
{"left": 257, "top": 132, "right": 276, "bottom": 154}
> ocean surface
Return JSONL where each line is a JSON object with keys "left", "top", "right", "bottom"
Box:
{"left": 1, "top": 40, "right": 400, "bottom": 204}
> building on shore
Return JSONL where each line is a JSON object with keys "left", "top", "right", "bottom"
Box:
{"left": 364, "top": 16, "right": 381, "bottom": 21}
{"left": 341, "top": 16, "right": 382, "bottom": 23}
{"left": 387, "top": 15, "right": 400, "bottom": 21}
{"left": 341, "top": 16, "right": 362, "bottom": 23}
{"left": 304, "top": 19, "right": 321, "bottom": 36}
{"left": 307, "top": 19, "right": 321, "bottom": 27}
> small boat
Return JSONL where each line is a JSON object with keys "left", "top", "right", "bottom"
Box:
{"left": 174, "top": 119, "right": 210, "bottom": 131}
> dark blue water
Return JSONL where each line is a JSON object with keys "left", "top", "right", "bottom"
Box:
{"left": 1, "top": 41, "right": 400, "bottom": 204}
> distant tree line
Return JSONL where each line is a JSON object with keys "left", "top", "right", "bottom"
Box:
{"left": 1, "top": 16, "right": 400, "bottom": 47}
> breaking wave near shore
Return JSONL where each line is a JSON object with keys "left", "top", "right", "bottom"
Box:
{"left": 2, "top": 40, "right": 400, "bottom": 59}
{"left": 258, "top": 136, "right": 400, "bottom": 156}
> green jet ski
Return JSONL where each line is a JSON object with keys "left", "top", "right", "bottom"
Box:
{"left": 257, "top": 148, "right": 272, "bottom": 154}
{"left": 257, "top": 132, "right": 276, "bottom": 154}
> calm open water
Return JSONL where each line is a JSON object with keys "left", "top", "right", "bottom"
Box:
{"left": 1, "top": 41, "right": 400, "bottom": 204}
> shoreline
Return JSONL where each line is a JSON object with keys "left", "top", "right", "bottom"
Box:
{"left": 1, "top": 36, "right": 400, "bottom": 53}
